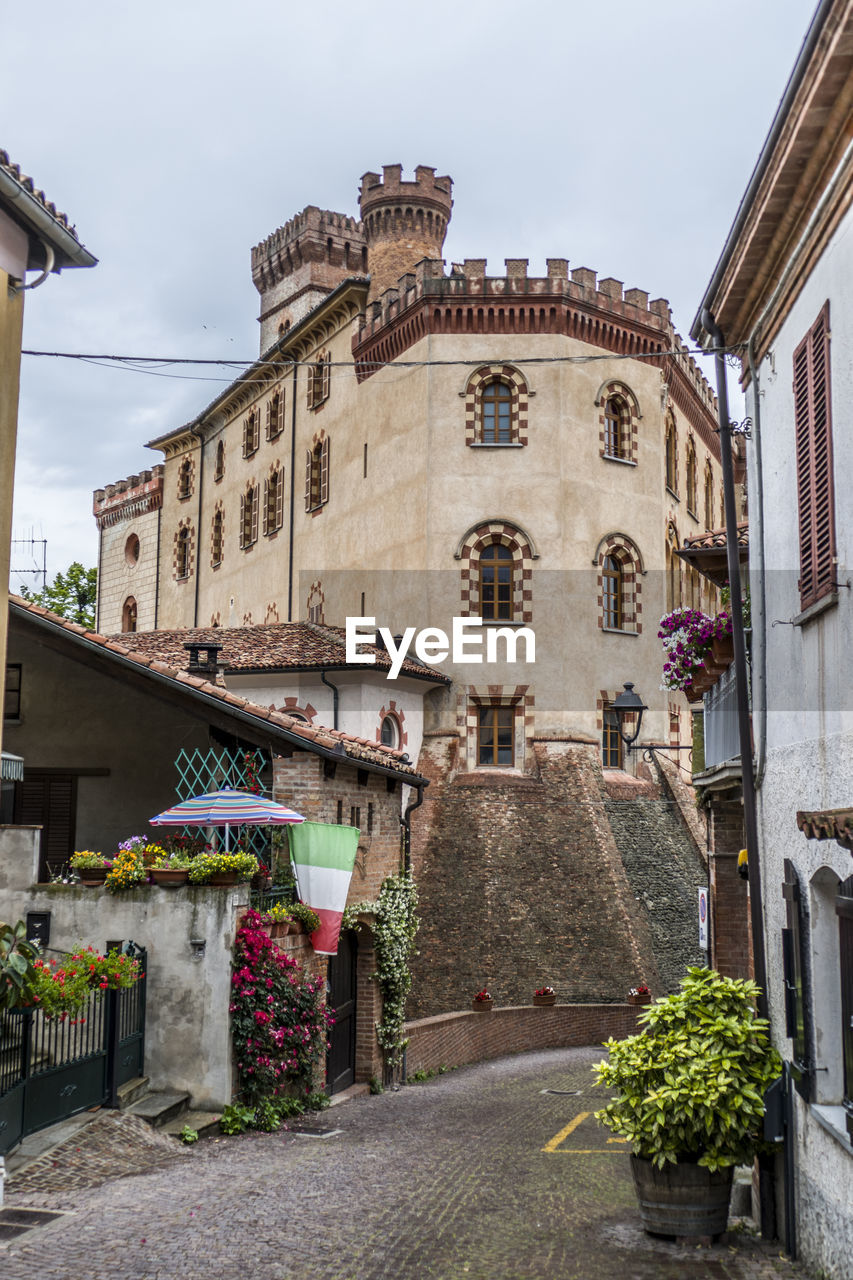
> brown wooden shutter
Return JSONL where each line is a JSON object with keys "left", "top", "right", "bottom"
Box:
{"left": 836, "top": 873, "right": 853, "bottom": 1138}
{"left": 307, "top": 367, "right": 315, "bottom": 410}
{"left": 320, "top": 437, "right": 329, "bottom": 505}
{"left": 239, "top": 491, "right": 246, "bottom": 547}
{"left": 275, "top": 468, "right": 284, "bottom": 530}
{"left": 794, "top": 302, "right": 835, "bottom": 610}
{"left": 322, "top": 354, "right": 331, "bottom": 402}
{"left": 263, "top": 477, "right": 270, "bottom": 535}
{"left": 15, "top": 773, "right": 76, "bottom": 881}
{"left": 242, "top": 418, "right": 248, "bottom": 458}
{"left": 265, "top": 400, "right": 272, "bottom": 441}
{"left": 277, "top": 389, "right": 285, "bottom": 435}
{"left": 305, "top": 450, "right": 313, "bottom": 510}
{"left": 250, "top": 485, "right": 258, "bottom": 544}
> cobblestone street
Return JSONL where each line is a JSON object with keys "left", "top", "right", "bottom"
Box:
{"left": 4, "top": 1049, "right": 813, "bottom": 1280}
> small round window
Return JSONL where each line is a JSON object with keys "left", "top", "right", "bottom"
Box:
{"left": 380, "top": 715, "right": 398, "bottom": 748}
{"left": 125, "top": 533, "right": 140, "bottom": 565}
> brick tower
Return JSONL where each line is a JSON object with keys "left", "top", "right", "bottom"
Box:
{"left": 359, "top": 165, "right": 453, "bottom": 302}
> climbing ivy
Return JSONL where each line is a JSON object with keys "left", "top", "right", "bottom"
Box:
{"left": 347, "top": 871, "right": 419, "bottom": 1074}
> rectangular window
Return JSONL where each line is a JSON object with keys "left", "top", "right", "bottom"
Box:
{"left": 350, "top": 806, "right": 361, "bottom": 829}
{"left": 4, "top": 664, "right": 21, "bottom": 720}
{"left": 601, "top": 707, "right": 623, "bottom": 769}
{"left": 477, "top": 705, "right": 514, "bottom": 767}
{"left": 794, "top": 302, "right": 835, "bottom": 610}
{"left": 835, "top": 874, "right": 853, "bottom": 1139}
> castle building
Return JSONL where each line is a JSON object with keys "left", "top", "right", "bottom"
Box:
{"left": 95, "top": 165, "right": 726, "bottom": 1013}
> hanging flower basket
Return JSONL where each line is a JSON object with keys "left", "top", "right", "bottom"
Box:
{"left": 711, "top": 634, "right": 734, "bottom": 666}
{"left": 533, "top": 986, "right": 556, "bottom": 1006}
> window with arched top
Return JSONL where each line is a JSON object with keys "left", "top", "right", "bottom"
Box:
{"left": 305, "top": 436, "right": 329, "bottom": 511}
{"left": 478, "top": 541, "right": 514, "bottom": 620}
{"left": 267, "top": 388, "right": 285, "bottom": 440}
{"left": 175, "top": 526, "right": 191, "bottom": 580}
{"left": 121, "top": 597, "right": 137, "bottom": 633}
{"left": 240, "top": 484, "right": 259, "bottom": 549}
{"left": 596, "top": 381, "right": 640, "bottom": 463}
{"left": 704, "top": 463, "right": 714, "bottom": 529}
{"left": 465, "top": 365, "right": 529, "bottom": 447}
{"left": 211, "top": 507, "right": 224, "bottom": 567}
{"left": 264, "top": 465, "right": 283, "bottom": 535}
{"left": 686, "top": 439, "right": 698, "bottom": 515}
{"left": 665, "top": 525, "right": 681, "bottom": 611}
{"left": 177, "top": 457, "right": 193, "bottom": 501}
{"left": 380, "top": 715, "right": 399, "bottom": 748}
{"left": 214, "top": 440, "right": 225, "bottom": 482}
{"left": 243, "top": 409, "right": 260, "bottom": 458}
{"left": 481, "top": 380, "right": 512, "bottom": 444}
{"left": 124, "top": 533, "right": 140, "bottom": 565}
{"left": 307, "top": 350, "right": 331, "bottom": 409}
{"left": 665, "top": 415, "right": 678, "bottom": 494}
{"left": 602, "top": 555, "right": 623, "bottom": 629}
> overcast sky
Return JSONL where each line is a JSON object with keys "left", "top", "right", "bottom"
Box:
{"left": 4, "top": 0, "right": 816, "bottom": 592}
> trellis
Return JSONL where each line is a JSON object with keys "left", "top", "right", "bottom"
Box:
{"left": 172, "top": 747, "right": 272, "bottom": 863}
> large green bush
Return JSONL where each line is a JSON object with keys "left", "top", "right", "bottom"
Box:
{"left": 594, "top": 967, "right": 781, "bottom": 1171}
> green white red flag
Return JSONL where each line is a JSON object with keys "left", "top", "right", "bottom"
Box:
{"left": 287, "top": 821, "right": 360, "bottom": 955}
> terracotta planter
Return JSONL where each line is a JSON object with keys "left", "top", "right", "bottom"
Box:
{"left": 628, "top": 992, "right": 651, "bottom": 1006}
{"left": 209, "top": 872, "right": 240, "bottom": 887}
{"left": 710, "top": 635, "right": 734, "bottom": 666}
{"left": 268, "top": 920, "right": 290, "bottom": 939}
{"left": 630, "top": 1154, "right": 733, "bottom": 1238}
{"left": 151, "top": 868, "right": 190, "bottom": 888}
{"left": 533, "top": 993, "right": 556, "bottom": 1006}
{"left": 76, "top": 866, "right": 109, "bottom": 886}
{"left": 684, "top": 685, "right": 704, "bottom": 704}
{"left": 471, "top": 998, "right": 493, "bottom": 1012}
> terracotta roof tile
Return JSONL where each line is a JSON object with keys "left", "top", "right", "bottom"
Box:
{"left": 681, "top": 522, "right": 749, "bottom": 552}
{"left": 8, "top": 595, "right": 421, "bottom": 779}
{"left": 103, "top": 620, "right": 449, "bottom": 683}
{"left": 0, "top": 148, "right": 80, "bottom": 240}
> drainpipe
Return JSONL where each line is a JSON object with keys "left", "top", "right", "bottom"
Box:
{"left": 402, "top": 783, "right": 424, "bottom": 874}
{"left": 703, "top": 308, "right": 775, "bottom": 1242}
{"left": 287, "top": 359, "right": 298, "bottom": 621}
{"left": 192, "top": 429, "right": 204, "bottom": 627}
{"left": 320, "top": 671, "right": 339, "bottom": 729}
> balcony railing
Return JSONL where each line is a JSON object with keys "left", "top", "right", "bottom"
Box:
{"left": 703, "top": 662, "right": 740, "bottom": 770}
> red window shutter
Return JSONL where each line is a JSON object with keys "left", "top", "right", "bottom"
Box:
{"left": 250, "top": 486, "right": 258, "bottom": 544}
{"left": 320, "top": 437, "right": 329, "bottom": 505}
{"left": 275, "top": 468, "right": 284, "bottom": 529}
{"left": 305, "top": 450, "right": 313, "bottom": 510}
{"left": 262, "top": 477, "right": 270, "bottom": 535}
{"left": 794, "top": 302, "right": 835, "bottom": 609}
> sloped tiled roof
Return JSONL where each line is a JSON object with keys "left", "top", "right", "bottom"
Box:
{"left": 104, "top": 620, "right": 449, "bottom": 683}
{"left": 676, "top": 522, "right": 748, "bottom": 587}
{"left": 0, "top": 149, "right": 78, "bottom": 238}
{"left": 681, "top": 523, "right": 749, "bottom": 552}
{"left": 796, "top": 807, "right": 853, "bottom": 852}
{"left": 9, "top": 596, "right": 424, "bottom": 780}
{"left": 0, "top": 148, "right": 96, "bottom": 268}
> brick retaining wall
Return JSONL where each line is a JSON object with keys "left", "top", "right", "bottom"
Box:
{"left": 403, "top": 1003, "right": 642, "bottom": 1075}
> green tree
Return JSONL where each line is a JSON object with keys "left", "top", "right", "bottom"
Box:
{"left": 20, "top": 562, "right": 97, "bottom": 629}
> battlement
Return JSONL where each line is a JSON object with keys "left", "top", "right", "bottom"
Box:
{"left": 251, "top": 205, "right": 367, "bottom": 294}
{"left": 359, "top": 164, "right": 453, "bottom": 218}
{"left": 353, "top": 257, "right": 718, "bottom": 420}
{"left": 93, "top": 467, "right": 164, "bottom": 528}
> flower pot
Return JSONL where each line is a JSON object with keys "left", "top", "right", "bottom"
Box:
{"left": 628, "top": 993, "right": 651, "bottom": 1006}
{"left": 533, "top": 993, "right": 556, "bottom": 1006}
{"left": 684, "top": 685, "right": 704, "bottom": 704}
{"left": 471, "top": 998, "right": 493, "bottom": 1012}
{"left": 268, "top": 920, "right": 290, "bottom": 939}
{"left": 630, "top": 1154, "right": 733, "bottom": 1239}
{"left": 209, "top": 872, "right": 240, "bottom": 887}
{"left": 151, "top": 868, "right": 190, "bottom": 888}
{"left": 710, "top": 635, "right": 734, "bottom": 666}
{"left": 77, "top": 867, "right": 109, "bottom": 886}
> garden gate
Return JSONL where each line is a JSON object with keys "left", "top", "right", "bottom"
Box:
{"left": 0, "top": 942, "right": 147, "bottom": 1156}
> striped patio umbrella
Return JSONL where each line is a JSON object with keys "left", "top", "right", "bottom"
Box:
{"left": 150, "top": 786, "right": 304, "bottom": 849}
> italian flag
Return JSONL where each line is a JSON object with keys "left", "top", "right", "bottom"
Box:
{"left": 287, "top": 821, "right": 360, "bottom": 955}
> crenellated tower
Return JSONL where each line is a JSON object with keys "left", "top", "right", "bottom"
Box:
{"left": 358, "top": 165, "right": 453, "bottom": 303}
{"left": 251, "top": 206, "right": 367, "bottom": 352}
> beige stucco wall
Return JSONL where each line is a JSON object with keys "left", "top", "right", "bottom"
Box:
{"left": 96, "top": 504, "right": 161, "bottom": 634}
{"left": 0, "top": 253, "right": 25, "bottom": 739}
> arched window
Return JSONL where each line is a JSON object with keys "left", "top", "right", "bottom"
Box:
{"left": 211, "top": 508, "right": 224, "bottom": 567}
{"left": 686, "top": 439, "right": 698, "bottom": 515}
{"left": 124, "top": 533, "right": 140, "bottom": 565}
{"left": 178, "top": 457, "right": 193, "bottom": 500}
{"left": 603, "top": 396, "right": 627, "bottom": 459}
{"left": 240, "top": 485, "right": 258, "bottom": 549}
{"left": 665, "top": 415, "right": 678, "bottom": 493}
{"left": 666, "top": 525, "right": 681, "bottom": 611}
{"left": 478, "top": 541, "right": 514, "bottom": 620}
{"left": 704, "top": 463, "right": 714, "bottom": 529}
{"left": 481, "top": 380, "right": 512, "bottom": 444}
{"left": 243, "top": 409, "right": 260, "bottom": 458}
{"left": 267, "top": 389, "right": 285, "bottom": 440}
{"left": 214, "top": 440, "right": 225, "bottom": 482}
{"left": 121, "top": 597, "right": 137, "bottom": 633}
{"left": 176, "top": 527, "right": 191, "bottom": 580}
{"left": 305, "top": 436, "right": 329, "bottom": 511}
{"left": 380, "top": 715, "right": 399, "bottom": 748}
{"left": 264, "top": 465, "right": 283, "bottom": 535}
{"left": 307, "top": 350, "right": 331, "bottom": 409}
{"left": 602, "top": 555, "right": 623, "bottom": 629}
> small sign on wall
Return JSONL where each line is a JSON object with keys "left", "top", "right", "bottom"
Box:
{"left": 698, "top": 887, "right": 709, "bottom": 951}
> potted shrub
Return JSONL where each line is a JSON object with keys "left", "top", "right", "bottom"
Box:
{"left": 594, "top": 967, "right": 781, "bottom": 1239}
{"left": 533, "top": 985, "right": 556, "bottom": 1006}
{"left": 471, "top": 987, "right": 493, "bottom": 1012}
{"left": 105, "top": 847, "right": 148, "bottom": 893}
{"left": 188, "top": 849, "right": 259, "bottom": 886}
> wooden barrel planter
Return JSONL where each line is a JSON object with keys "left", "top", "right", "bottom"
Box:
{"left": 532, "top": 993, "right": 556, "bottom": 1006}
{"left": 630, "top": 1155, "right": 733, "bottom": 1239}
{"left": 471, "top": 998, "right": 493, "bottom": 1012}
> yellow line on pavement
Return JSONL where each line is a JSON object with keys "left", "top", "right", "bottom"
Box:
{"left": 542, "top": 1111, "right": 589, "bottom": 1152}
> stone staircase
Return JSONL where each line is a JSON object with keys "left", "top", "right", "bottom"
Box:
{"left": 118, "top": 1077, "right": 221, "bottom": 1140}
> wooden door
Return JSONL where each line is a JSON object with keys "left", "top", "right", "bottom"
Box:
{"left": 326, "top": 930, "right": 357, "bottom": 1095}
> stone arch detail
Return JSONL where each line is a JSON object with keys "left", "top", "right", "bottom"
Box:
{"left": 594, "top": 380, "right": 641, "bottom": 462}
{"left": 594, "top": 532, "right": 644, "bottom": 633}
{"left": 377, "top": 699, "right": 408, "bottom": 750}
{"left": 457, "top": 521, "right": 536, "bottom": 624}
{"left": 463, "top": 364, "right": 530, "bottom": 446}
